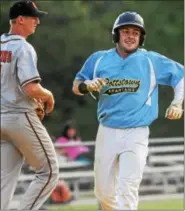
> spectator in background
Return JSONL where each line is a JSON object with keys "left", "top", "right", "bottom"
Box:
{"left": 56, "top": 121, "right": 91, "bottom": 164}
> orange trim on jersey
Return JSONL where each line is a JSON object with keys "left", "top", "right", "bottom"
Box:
{"left": 31, "top": 2, "right": 38, "bottom": 9}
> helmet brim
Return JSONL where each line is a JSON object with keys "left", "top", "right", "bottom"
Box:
{"left": 113, "top": 22, "right": 146, "bottom": 34}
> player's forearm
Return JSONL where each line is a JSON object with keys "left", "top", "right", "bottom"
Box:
{"left": 72, "top": 80, "right": 85, "bottom": 96}
{"left": 171, "top": 78, "right": 184, "bottom": 105}
{"left": 23, "top": 82, "right": 52, "bottom": 101}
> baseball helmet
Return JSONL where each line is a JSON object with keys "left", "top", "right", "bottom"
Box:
{"left": 112, "top": 11, "right": 146, "bottom": 46}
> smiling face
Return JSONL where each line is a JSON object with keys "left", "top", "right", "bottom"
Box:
{"left": 118, "top": 25, "right": 141, "bottom": 53}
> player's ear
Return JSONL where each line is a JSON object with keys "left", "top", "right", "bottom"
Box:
{"left": 17, "top": 16, "right": 25, "bottom": 25}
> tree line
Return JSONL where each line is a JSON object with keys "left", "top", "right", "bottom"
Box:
{"left": 1, "top": 0, "right": 184, "bottom": 140}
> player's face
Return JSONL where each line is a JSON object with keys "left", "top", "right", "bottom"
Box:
{"left": 118, "top": 26, "right": 141, "bottom": 52}
{"left": 22, "top": 16, "right": 40, "bottom": 35}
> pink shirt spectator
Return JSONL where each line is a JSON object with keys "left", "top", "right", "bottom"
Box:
{"left": 56, "top": 137, "right": 89, "bottom": 160}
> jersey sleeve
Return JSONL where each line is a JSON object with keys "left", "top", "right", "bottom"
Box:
{"left": 75, "top": 51, "right": 104, "bottom": 81}
{"left": 17, "top": 43, "right": 41, "bottom": 87}
{"left": 148, "top": 51, "right": 184, "bottom": 87}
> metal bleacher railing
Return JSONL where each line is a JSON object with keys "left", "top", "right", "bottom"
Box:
{"left": 16, "top": 137, "right": 184, "bottom": 206}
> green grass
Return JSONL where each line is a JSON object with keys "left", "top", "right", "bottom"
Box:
{"left": 48, "top": 199, "right": 184, "bottom": 210}
{"left": 138, "top": 199, "right": 184, "bottom": 210}
{"left": 49, "top": 204, "right": 97, "bottom": 210}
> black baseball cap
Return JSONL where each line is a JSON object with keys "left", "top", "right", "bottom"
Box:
{"left": 9, "top": 0, "right": 48, "bottom": 19}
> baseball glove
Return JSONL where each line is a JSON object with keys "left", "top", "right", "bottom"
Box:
{"left": 35, "top": 101, "right": 45, "bottom": 121}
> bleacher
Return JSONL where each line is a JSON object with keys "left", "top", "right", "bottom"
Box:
{"left": 140, "top": 137, "right": 184, "bottom": 195}
{"left": 14, "top": 137, "right": 184, "bottom": 207}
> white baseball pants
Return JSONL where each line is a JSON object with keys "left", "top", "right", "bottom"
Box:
{"left": 1, "top": 111, "right": 59, "bottom": 210}
{"left": 94, "top": 124, "right": 149, "bottom": 210}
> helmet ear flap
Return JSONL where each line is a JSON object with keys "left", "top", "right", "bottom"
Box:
{"left": 112, "top": 29, "right": 119, "bottom": 43}
{"left": 139, "top": 33, "right": 146, "bottom": 46}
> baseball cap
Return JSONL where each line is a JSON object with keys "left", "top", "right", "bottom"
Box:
{"left": 9, "top": 0, "right": 48, "bottom": 19}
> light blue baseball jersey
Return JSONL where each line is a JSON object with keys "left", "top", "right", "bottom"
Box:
{"left": 75, "top": 48, "right": 184, "bottom": 128}
{"left": 1, "top": 34, "right": 41, "bottom": 113}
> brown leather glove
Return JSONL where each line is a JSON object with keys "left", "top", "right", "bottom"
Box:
{"left": 35, "top": 101, "right": 45, "bottom": 121}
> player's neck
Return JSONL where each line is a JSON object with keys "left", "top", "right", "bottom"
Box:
{"left": 9, "top": 26, "right": 28, "bottom": 39}
{"left": 116, "top": 46, "right": 131, "bottom": 59}
{"left": 116, "top": 45, "right": 137, "bottom": 59}
{"left": 117, "top": 48, "right": 129, "bottom": 58}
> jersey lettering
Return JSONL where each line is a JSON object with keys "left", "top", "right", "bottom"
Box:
{"left": 0, "top": 51, "right": 12, "bottom": 71}
{"left": 104, "top": 78, "right": 141, "bottom": 95}
{"left": 0, "top": 51, "right": 12, "bottom": 63}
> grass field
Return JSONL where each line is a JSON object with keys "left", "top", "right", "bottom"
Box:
{"left": 49, "top": 199, "right": 184, "bottom": 210}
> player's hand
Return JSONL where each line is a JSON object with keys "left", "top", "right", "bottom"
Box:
{"left": 84, "top": 78, "right": 106, "bottom": 92}
{"left": 165, "top": 103, "right": 184, "bottom": 120}
{"left": 45, "top": 91, "right": 55, "bottom": 114}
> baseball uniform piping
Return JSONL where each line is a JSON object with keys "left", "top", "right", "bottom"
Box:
{"left": 0, "top": 39, "right": 21, "bottom": 43}
{"left": 25, "top": 112, "right": 52, "bottom": 210}
{"left": 21, "top": 76, "right": 41, "bottom": 87}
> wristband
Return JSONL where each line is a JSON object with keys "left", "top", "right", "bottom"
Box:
{"left": 78, "top": 83, "right": 89, "bottom": 94}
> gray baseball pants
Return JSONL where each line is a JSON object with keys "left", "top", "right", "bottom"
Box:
{"left": 1, "top": 111, "right": 59, "bottom": 210}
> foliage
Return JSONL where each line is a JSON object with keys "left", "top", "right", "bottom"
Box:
{"left": 1, "top": 0, "right": 184, "bottom": 139}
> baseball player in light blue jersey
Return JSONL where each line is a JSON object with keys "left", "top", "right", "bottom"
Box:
{"left": 72, "top": 12, "right": 184, "bottom": 210}
{"left": 1, "top": 1, "right": 58, "bottom": 210}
